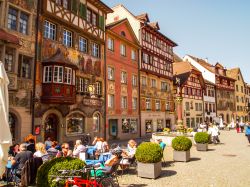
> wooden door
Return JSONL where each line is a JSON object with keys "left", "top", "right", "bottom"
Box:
{"left": 44, "top": 114, "right": 58, "bottom": 141}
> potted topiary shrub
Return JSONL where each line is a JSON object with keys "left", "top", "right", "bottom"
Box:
{"left": 135, "top": 142, "right": 163, "bottom": 179}
{"left": 36, "top": 157, "right": 85, "bottom": 187}
{"left": 172, "top": 136, "right": 192, "bottom": 162}
{"left": 194, "top": 132, "right": 210, "bottom": 151}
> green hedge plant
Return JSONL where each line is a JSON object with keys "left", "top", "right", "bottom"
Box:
{"left": 135, "top": 142, "right": 163, "bottom": 163}
{"left": 194, "top": 132, "right": 210, "bottom": 144}
{"left": 172, "top": 136, "right": 192, "bottom": 151}
{"left": 36, "top": 157, "right": 85, "bottom": 187}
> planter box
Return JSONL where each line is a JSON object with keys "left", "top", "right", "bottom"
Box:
{"left": 137, "top": 161, "right": 162, "bottom": 179}
{"left": 196, "top": 143, "right": 208, "bottom": 151}
{"left": 173, "top": 150, "right": 190, "bottom": 162}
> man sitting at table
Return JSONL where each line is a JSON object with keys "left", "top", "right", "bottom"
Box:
{"left": 73, "top": 140, "right": 87, "bottom": 158}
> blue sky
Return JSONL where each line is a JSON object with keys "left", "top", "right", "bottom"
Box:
{"left": 103, "top": 0, "right": 250, "bottom": 83}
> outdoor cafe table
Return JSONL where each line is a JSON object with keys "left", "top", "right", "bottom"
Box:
{"left": 85, "top": 152, "right": 112, "bottom": 166}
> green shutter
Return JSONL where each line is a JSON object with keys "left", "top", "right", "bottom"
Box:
{"left": 79, "top": 3, "right": 86, "bottom": 19}
{"left": 99, "top": 15, "right": 104, "bottom": 30}
{"left": 71, "top": 0, "right": 77, "bottom": 14}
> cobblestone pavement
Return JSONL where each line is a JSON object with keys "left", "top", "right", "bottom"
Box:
{"left": 118, "top": 130, "right": 250, "bottom": 187}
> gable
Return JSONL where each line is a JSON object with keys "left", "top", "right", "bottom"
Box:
{"left": 108, "top": 19, "right": 139, "bottom": 45}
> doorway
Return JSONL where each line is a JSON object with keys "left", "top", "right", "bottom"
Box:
{"left": 44, "top": 114, "right": 58, "bottom": 141}
{"left": 166, "top": 119, "right": 171, "bottom": 128}
{"left": 109, "top": 119, "right": 118, "bottom": 138}
{"left": 9, "top": 113, "right": 18, "bottom": 142}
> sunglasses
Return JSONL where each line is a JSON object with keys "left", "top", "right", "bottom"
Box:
{"left": 63, "top": 147, "right": 69, "bottom": 149}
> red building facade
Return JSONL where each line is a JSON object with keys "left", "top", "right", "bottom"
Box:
{"left": 106, "top": 19, "right": 140, "bottom": 140}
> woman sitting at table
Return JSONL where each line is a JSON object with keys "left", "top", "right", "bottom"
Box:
{"left": 92, "top": 137, "right": 109, "bottom": 159}
{"left": 120, "top": 139, "right": 137, "bottom": 167}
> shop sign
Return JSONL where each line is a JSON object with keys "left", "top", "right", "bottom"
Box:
{"left": 83, "top": 98, "right": 103, "bottom": 107}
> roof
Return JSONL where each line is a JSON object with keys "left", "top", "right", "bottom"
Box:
{"left": 174, "top": 53, "right": 183, "bottom": 62}
{"left": 42, "top": 48, "right": 78, "bottom": 69}
{"left": 187, "top": 55, "right": 214, "bottom": 72}
{"left": 88, "top": 0, "right": 113, "bottom": 13}
{"left": 148, "top": 22, "right": 160, "bottom": 30}
{"left": 0, "top": 29, "right": 19, "bottom": 45}
{"left": 135, "top": 13, "right": 150, "bottom": 22}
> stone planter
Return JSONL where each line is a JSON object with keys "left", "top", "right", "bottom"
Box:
{"left": 196, "top": 143, "right": 208, "bottom": 151}
{"left": 137, "top": 161, "right": 162, "bottom": 179}
{"left": 173, "top": 150, "right": 190, "bottom": 162}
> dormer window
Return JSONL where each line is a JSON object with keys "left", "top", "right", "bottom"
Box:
{"left": 121, "top": 31, "right": 126, "bottom": 37}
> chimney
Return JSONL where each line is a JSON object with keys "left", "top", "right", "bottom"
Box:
{"left": 205, "top": 58, "right": 208, "bottom": 63}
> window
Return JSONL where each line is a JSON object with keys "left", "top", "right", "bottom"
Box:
{"left": 146, "top": 98, "right": 151, "bottom": 110}
{"left": 64, "top": 67, "right": 72, "bottom": 84}
{"left": 132, "top": 75, "right": 137, "bottom": 86}
{"left": 86, "top": 9, "right": 98, "bottom": 26}
{"left": 195, "top": 103, "right": 198, "bottom": 111}
{"left": 186, "top": 102, "right": 190, "bottom": 111}
{"left": 165, "top": 102, "right": 170, "bottom": 111}
{"left": 161, "top": 82, "right": 167, "bottom": 91}
{"left": 155, "top": 100, "right": 160, "bottom": 111}
{"left": 92, "top": 12, "right": 97, "bottom": 26}
{"left": 199, "top": 103, "right": 202, "bottom": 111}
{"left": 5, "top": 48, "right": 14, "bottom": 72}
{"left": 8, "top": 7, "right": 17, "bottom": 30}
{"left": 78, "top": 77, "right": 84, "bottom": 92}
{"left": 18, "top": 55, "right": 31, "bottom": 79}
{"left": 53, "top": 66, "right": 63, "bottom": 83}
{"left": 79, "top": 37, "right": 87, "bottom": 53}
{"left": 44, "top": 20, "right": 56, "bottom": 40}
{"left": 120, "top": 44, "right": 126, "bottom": 56}
{"left": 108, "top": 94, "right": 114, "bottom": 108}
{"left": 108, "top": 38, "right": 114, "bottom": 51}
{"left": 63, "top": 29, "right": 72, "bottom": 47}
{"left": 236, "top": 85, "right": 238, "bottom": 92}
{"left": 151, "top": 79, "right": 156, "bottom": 88}
{"left": 132, "top": 97, "right": 137, "bottom": 110}
{"left": 43, "top": 66, "right": 52, "bottom": 83}
{"left": 66, "top": 113, "right": 85, "bottom": 135}
{"left": 19, "top": 12, "right": 28, "bottom": 34}
{"left": 241, "top": 86, "right": 243, "bottom": 93}
{"left": 62, "top": 0, "right": 68, "bottom": 9}
{"left": 131, "top": 49, "right": 136, "bottom": 60}
{"left": 121, "top": 71, "right": 127, "bottom": 84}
{"left": 93, "top": 113, "right": 100, "bottom": 132}
{"left": 122, "top": 119, "right": 130, "bottom": 133}
{"left": 96, "top": 81, "right": 102, "bottom": 95}
{"left": 84, "top": 79, "right": 89, "bottom": 93}
{"left": 87, "top": 9, "right": 91, "bottom": 22}
{"left": 107, "top": 67, "right": 114, "bottom": 80}
{"left": 236, "top": 96, "right": 239, "bottom": 102}
{"left": 92, "top": 43, "right": 100, "bottom": 58}
{"left": 121, "top": 96, "right": 127, "bottom": 109}
{"left": 142, "top": 76, "right": 147, "bottom": 86}
{"left": 143, "top": 53, "right": 149, "bottom": 64}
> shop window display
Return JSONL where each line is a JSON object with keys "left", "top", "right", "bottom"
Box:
{"left": 122, "top": 119, "right": 130, "bottom": 133}
{"left": 67, "top": 114, "right": 85, "bottom": 135}
{"left": 145, "top": 120, "right": 152, "bottom": 133}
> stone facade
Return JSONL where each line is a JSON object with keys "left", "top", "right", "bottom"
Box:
{"left": 0, "top": 0, "right": 37, "bottom": 143}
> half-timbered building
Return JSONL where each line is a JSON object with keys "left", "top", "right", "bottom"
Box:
{"left": 34, "top": 0, "right": 112, "bottom": 143}
{"left": 106, "top": 18, "right": 140, "bottom": 140}
{"left": 173, "top": 61, "right": 205, "bottom": 128}
{"left": 107, "top": 4, "right": 177, "bottom": 136}
{"left": 0, "top": 0, "right": 37, "bottom": 143}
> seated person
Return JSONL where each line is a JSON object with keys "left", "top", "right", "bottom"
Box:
{"left": 156, "top": 139, "right": 166, "bottom": 150}
{"left": 120, "top": 140, "right": 137, "bottom": 167}
{"left": 91, "top": 148, "right": 122, "bottom": 177}
{"left": 27, "top": 139, "right": 36, "bottom": 154}
{"left": 73, "top": 140, "right": 87, "bottom": 158}
{"left": 11, "top": 144, "right": 33, "bottom": 176}
{"left": 57, "top": 143, "right": 73, "bottom": 157}
{"left": 34, "top": 142, "right": 49, "bottom": 162}
{"left": 47, "top": 141, "right": 59, "bottom": 157}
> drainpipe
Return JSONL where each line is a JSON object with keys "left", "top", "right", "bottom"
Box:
{"left": 32, "top": 0, "right": 41, "bottom": 134}
{"left": 103, "top": 34, "right": 107, "bottom": 140}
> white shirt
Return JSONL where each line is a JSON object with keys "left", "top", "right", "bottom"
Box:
{"left": 34, "top": 151, "right": 46, "bottom": 158}
{"left": 208, "top": 126, "right": 219, "bottom": 136}
{"left": 45, "top": 140, "right": 52, "bottom": 147}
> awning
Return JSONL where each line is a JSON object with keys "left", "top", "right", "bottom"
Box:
{"left": 0, "top": 29, "right": 19, "bottom": 45}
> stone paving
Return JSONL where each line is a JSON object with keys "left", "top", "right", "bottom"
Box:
{"left": 118, "top": 130, "right": 250, "bottom": 187}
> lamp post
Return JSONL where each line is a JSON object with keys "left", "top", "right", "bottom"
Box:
{"left": 175, "top": 77, "right": 184, "bottom": 131}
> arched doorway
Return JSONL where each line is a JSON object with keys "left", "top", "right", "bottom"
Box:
{"left": 226, "top": 114, "right": 230, "bottom": 124}
{"left": 44, "top": 114, "right": 58, "bottom": 141}
{"left": 93, "top": 113, "right": 101, "bottom": 132}
{"left": 9, "top": 113, "right": 17, "bottom": 142}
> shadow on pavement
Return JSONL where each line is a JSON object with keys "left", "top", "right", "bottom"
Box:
{"left": 162, "top": 161, "right": 175, "bottom": 168}
{"left": 125, "top": 184, "right": 148, "bottom": 187}
{"left": 207, "top": 148, "right": 215, "bottom": 151}
{"left": 160, "top": 170, "right": 177, "bottom": 178}
{"left": 189, "top": 157, "right": 201, "bottom": 162}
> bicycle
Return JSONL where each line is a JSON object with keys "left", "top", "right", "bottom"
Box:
{"left": 51, "top": 164, "right": 116, "bottom": 187}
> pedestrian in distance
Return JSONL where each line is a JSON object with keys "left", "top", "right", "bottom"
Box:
{"left": 236, "top": 121, "right": 240, "bottom": 133}
{"left": 245, "top": 122, "right": 250, "bottom": 144}
{"left": 240, "top": 122, "right": 245, "bottom": 133}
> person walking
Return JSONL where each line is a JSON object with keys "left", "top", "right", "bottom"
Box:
{"left": 240, "top": 122, "right": 245, "bottom": 133}
{"left": 208, "top": 124, "right": 220, "bottom": 144}
{"left": 236, "top": 121, "right": 240, "bottom": 133}
{"left": 245, "top": 122, "right": 250, "bottom": 144}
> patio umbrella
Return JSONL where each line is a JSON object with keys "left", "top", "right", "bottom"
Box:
{"left": 0, "top": 61, "right": 12, "bottom": 176}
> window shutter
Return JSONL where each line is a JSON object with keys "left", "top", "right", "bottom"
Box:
{"left": 99, "top": 15, "right": 104, "bottom": 30}
{"left": 79, "top": 3, "right": 86, "bottom": 19}
{"left": 71, "top": 0, "right": 77, "bottom": 13}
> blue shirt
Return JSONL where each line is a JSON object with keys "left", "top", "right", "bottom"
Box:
{"left": 159, "top": 142, "right": 166, "bottom": 150}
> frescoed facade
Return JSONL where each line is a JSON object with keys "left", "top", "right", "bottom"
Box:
{"left": 34, "top": 0, "right": 112, "bottom": 143}
{"left": 106, "top": 18, "right": 140, "bottom": 140}
{"left": 0, "top": 0, "right": 37, "bottom": 143}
